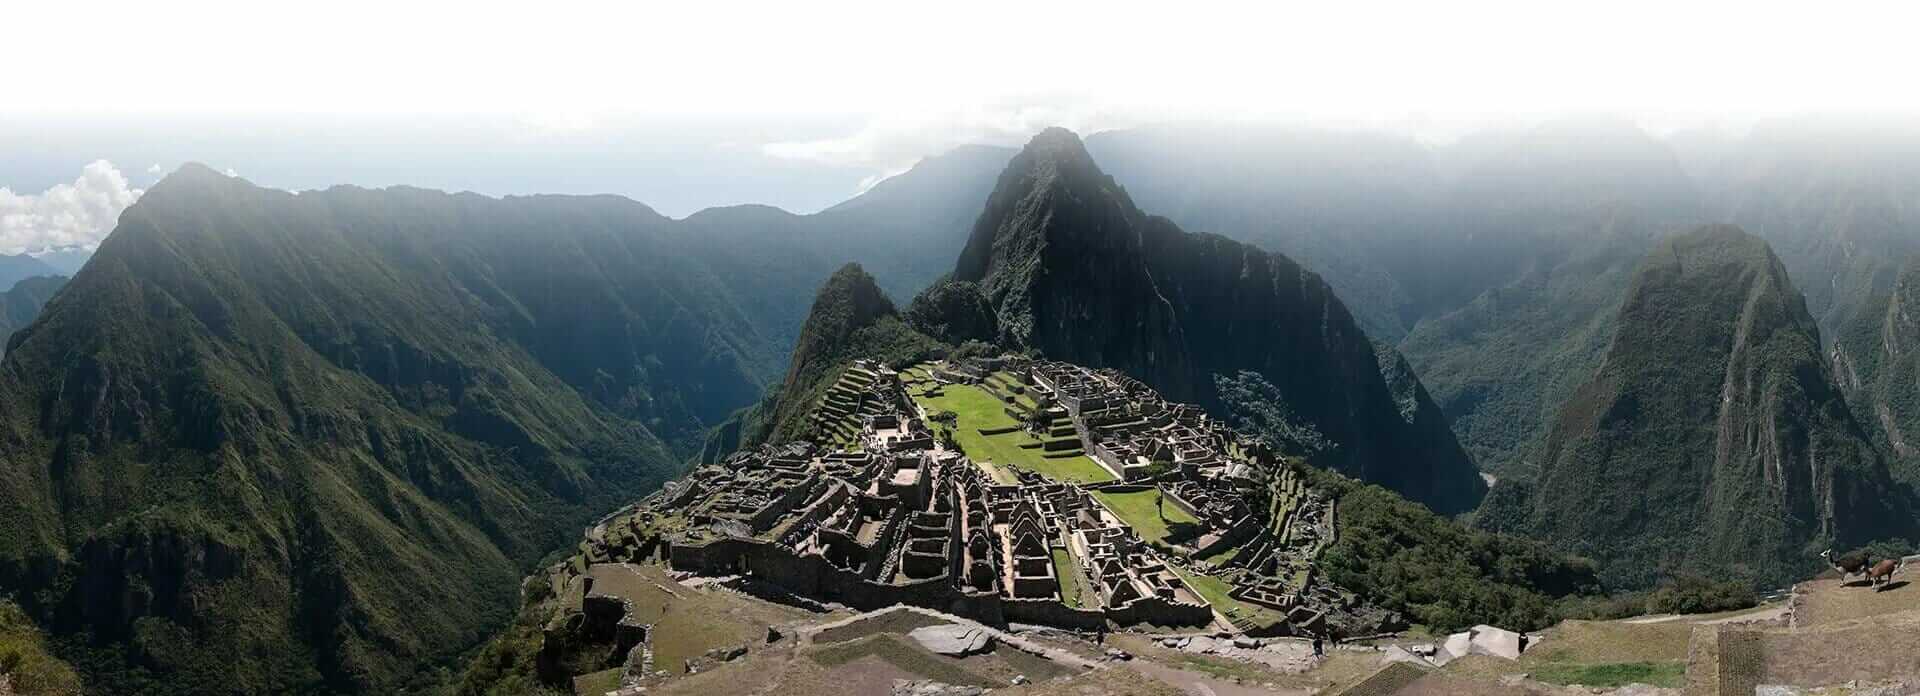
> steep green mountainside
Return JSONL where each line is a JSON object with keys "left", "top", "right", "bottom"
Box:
{"left": 0, "top": 275, "right": 66, "bottom": 352}
{"left": 1398, "top": 227, "right": 1655, "bottom": 478}
{"left": 0, "top": 152, "right": 1009, "bottom": 691}
{"left": 697, "top": 264, "right": 946, "bottom": 461}
{"left": 1481, "top": 226, "right": 1909, "bottom": 588}
{"left": 0, "top": 165, "right": 836, "bottom": 692}
{"left": 937, "top": 128, "right": 1485, "bottom": 514}
{"left": 1089, "top": 121, "right": 1703, "bottom": 478}
{"left": 1084, "top": 125, "right": 1443, "bottom": 340}
{"left": 760, "top": 264, "right": 945, "bottom": 444}
{"left": 1834, "top": 257, "right": 1920, "bottom": 485}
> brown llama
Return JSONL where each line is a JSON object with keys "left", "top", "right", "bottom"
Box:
{"left": 1866, "top": 557, "right": 1905, "bottom": 587}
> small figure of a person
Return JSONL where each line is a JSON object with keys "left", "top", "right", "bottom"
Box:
{"left": 1096, "top": 626, "right": 1106, "bottom": 645}
{"left": 1518, "top": 633, "right": 1529, "bottom": 654}
{"left": 1311, "top": 633, "right": 1324, "bottom": 657}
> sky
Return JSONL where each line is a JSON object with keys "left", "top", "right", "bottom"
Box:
{"left": 4, "top": 0, "right": 1919, "bottom": 254}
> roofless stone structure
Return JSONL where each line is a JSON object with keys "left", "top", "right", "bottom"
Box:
{"left": 566, "top": 356, "right": 1403, "bottom": 637}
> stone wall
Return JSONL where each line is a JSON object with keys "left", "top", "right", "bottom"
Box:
{"left": 1193, "top": 514, "right": 1261, "bottom": 560}
{"left": 1108, "top": 596, "right": 1213, "bottom": 628}
{"left": 1003, "top": 597, "right": 1106, "bottom": 630}
{"left": 669, "top": 536, "right": 1005, "bottom": 626}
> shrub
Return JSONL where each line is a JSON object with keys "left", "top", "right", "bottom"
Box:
{"left": 1643, "top": 574, "right": 1756, "bottom": 616}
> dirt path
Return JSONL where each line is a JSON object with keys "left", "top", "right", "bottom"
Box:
{"left": 1621, "top": 602, "right": 1787, "bottom": 625}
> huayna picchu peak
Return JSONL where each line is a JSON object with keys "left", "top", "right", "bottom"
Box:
{"left": 14, "top": 75, "right": 1920, "bottom": 694}
{"left": 935, "top": 128, "right": 1486, "bottom": 514}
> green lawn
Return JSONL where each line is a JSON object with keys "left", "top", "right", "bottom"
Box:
{"left": 1024, "top": 455, "right": 1117, "bottom": 484}
{"left": 1528, "top": 662, "right": 1685, "bottom": 688}
{"left": 1054, "top": 547, "right": 1091, "bottom": 608}
{"left": 1092, "top": 488, "right": 1198, "bottom": 544}
{"left": 1173, "top": 568, "right": 1287, "bottom": 632}
{"left": 917, "top": 382, "right": 1021, "bottom": 429}
{"left": 913, "top": 384, "right": 1114, "bottom": 484}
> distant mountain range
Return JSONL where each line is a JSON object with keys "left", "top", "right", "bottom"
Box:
{"left": 5, "top": 119, "right": 1920, "bottom": 692}
{"left": 0, "top": 253, "right": 64, "bottom": 291}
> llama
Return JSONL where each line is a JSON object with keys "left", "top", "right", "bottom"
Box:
{"left": 1866, "top": 557, "right": 1905, "bottom": 587}
{"left": 1822, "top": 548, "right": 1873, "bottom": 581}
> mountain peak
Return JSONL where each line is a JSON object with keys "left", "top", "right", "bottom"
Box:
{"left": 1489, "top": 221, "right": 1904, "bottom": 587}
{"left": 930, "top": 132, "right": 1488, "bottom": 512}
{"left": 1024, "top": 126, "right": 1094, "bottom": 159}
{"left": 152, "top": 161, "right": 233, "bottom": 189}
{"left": 1005, "top": 127, "right": 1106, "bottom": 189}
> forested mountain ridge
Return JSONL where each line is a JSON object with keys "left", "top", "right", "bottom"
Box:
{"left": 1480, "top": 225, "right": 1908, "bottom": 588}
{"left": 0, "top": 164, "right": 839, "bottom": 692}
{"left": 932, "top": 128, "right": 1486, "bottom": 513}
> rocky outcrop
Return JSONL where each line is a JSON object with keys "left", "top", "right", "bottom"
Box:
{"left": 934, "top": 128, "right": 1485, "bottom": 513}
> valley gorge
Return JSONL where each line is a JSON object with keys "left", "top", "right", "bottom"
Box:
{"left": 4, "top": 121, "right": 1920, "bottom": 694}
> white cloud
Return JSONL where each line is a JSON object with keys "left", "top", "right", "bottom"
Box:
{"left": 146, "top": 163, "right": 163, "bottom": 174}
{"left": 0, "top": 161, "right": 143, "bottom": 256}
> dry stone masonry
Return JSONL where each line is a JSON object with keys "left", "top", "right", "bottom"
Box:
{"left": 560, "top": 355, "right": 1394, "bottom": 646}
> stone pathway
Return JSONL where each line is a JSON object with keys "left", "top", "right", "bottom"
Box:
{"left": 1622, "top": 603, "right": 1788, "bottom": 625}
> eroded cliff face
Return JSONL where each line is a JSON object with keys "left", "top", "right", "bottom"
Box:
{"left": 1832, "top": 257, "right": 1920, "bottom": 485}
{"left": 1492, "top": 225, "right": 1906, "bottom": 588}
{"left": 939, "top": 128, "right": 1485, "bottom": 514}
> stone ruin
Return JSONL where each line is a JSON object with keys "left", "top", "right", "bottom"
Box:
{"left": 561, "top": 354, "right": 1387, "bottom": 640}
